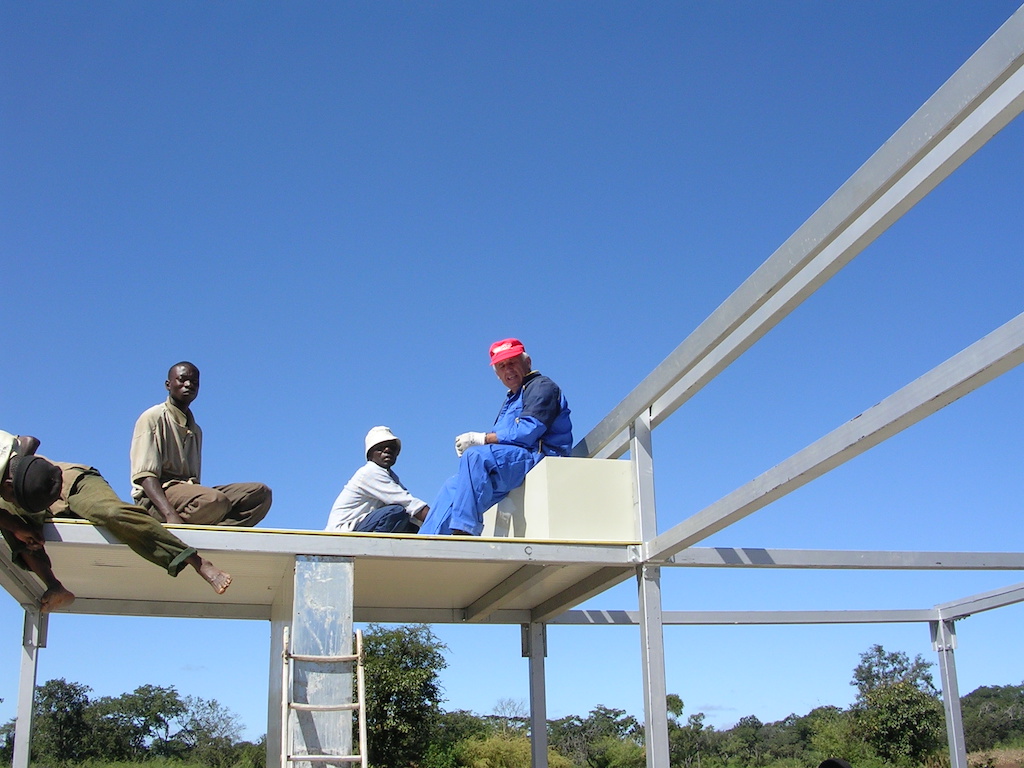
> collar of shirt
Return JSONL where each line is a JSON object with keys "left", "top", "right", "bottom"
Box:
{"left": 165, "top": 397, "right": 196, "bottom": 429}
{"left": 506, "top": 370, "right": 541, "bottom": 397}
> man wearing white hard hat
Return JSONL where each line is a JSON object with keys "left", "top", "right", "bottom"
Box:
{"left": 324, "top": 426, "right": 428, "bottom": 534}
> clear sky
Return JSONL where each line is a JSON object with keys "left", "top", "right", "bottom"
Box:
{"left": 2, "top": 1, "right": 1022, "bottom": 741}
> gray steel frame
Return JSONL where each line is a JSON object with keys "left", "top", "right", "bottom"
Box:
{"left": 3, "top": 7, "right": 1023, "bottom": 768}
{"left": 523, "top": 623, "right": 549, "bottom": 768}
{"left": 13, "top": 611, "right": 45, "bottom": 768}
{"left": 568, "top": 6, "right": 1024, "bottom": 766}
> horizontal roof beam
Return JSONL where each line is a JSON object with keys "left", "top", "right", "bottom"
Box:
{"left": 45, "top": 597, "right": 270, "bottom": 621}
{"left": 576, "top": 6, "right": 1024, "bottom": 461}
{"left": 553, "top": 608, "right": 939, "bottom": 625}
{"left": 357, "top": 607, "right": 535, "bottom": 624}
{"left": 647, "top": 312, "right": 1024, "bottom": 562}
{"left": 669, "top": 548, "right": 1024, "bottom": 570}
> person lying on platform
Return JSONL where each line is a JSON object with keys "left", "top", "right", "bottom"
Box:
{"left": 419, "top": 338, "right": 572, "bottom": 536}
{"left": 0, "top": 432, "right": 73, "bottom": 611}
{"left": 0, "top": 430, "right": 232, "bottom": 609}
{"left": 130, "top": 361, "right": 272, "bottom": 526}
{"left": 324, "top": 426, "right": 429, "bottom": 534}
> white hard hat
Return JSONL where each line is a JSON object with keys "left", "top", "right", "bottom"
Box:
{"left": 365, "top": 426, "right": 401, "bottom": 458}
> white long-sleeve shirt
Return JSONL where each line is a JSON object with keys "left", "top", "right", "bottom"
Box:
{"left": 324, "top": 461, "right": 427, "bottom": 532}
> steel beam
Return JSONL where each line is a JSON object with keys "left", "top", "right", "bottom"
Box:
{"left": 359, "top": 606, "right": 941, "bottom": 625}
{"left": 267, "top": 565, "right": 295, "bottom": 763}
{"left": 553, "top": 608, "right": 937, "bottom": 625}
{"left": 523, "top": 623, "right": 549, "bottom": 768}
{"left": 936, "top": 579, "right": 1024, "bottom": 619}
{"left": 356, "top": 606, "right": 532, "bottom": 624}
{"left": 530, "top": 567, "right": 634, "bottom": 623}
{"left": 932, "top": 620, "right": 968, "bottom": 768}
{"left": 638, "top": 566, "right": 669, "bottom": 768}
{"left": 35, "top": 547, "right": 1024, "bottom": 626}
{"left": 648, "top": 312, "right": 1024, "bottom": 562}
{"left": 629, "top": 413, "right": 670, "bottom": 768}
{"left": 13, "top": 608, "right": 46, "bottom": 768}
{"left": 41, "top": 597, "right": 270, "bottom": 620}
{"left": 668, "top": 548, "right": 1024, "bottom": 570}
{"left": 466, "top": 565, "right": 558, "bottom": 622}
{"left": 632, "top": 412, "right": 657, "bottom": 540}
{"left": 575, "top": 6, "right": 1024, "bottom": 462}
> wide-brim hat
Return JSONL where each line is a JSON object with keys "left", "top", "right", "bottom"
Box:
{"left": 365, "top": 426, "right": 401, "bottom": 459}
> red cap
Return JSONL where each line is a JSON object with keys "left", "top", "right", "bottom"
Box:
{"left": 489, "top": 338, "right": 525, "bottom": 365}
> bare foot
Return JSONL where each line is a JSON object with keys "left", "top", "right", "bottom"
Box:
{"left": 40, "top": 585, "right": 76, "bottom": 612}
{"left": 195, "top": 558, "right": 232, "bottom": 594}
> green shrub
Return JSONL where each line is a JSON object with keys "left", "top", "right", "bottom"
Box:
{"left": 456, "top": 734, "right": 573, "bottom": 768}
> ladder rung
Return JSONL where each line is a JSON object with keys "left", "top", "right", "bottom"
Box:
{"left": 286, "top": 758, "right": 361, "bottom": 763}
{"left": 290, "top": 702, "right": 360, "bottom": 712}
{"left": 288, "top": 652, "right": 360, "bottom": 663}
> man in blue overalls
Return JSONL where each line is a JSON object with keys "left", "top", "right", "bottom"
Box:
{"left": 420, "top": 338, "right": 572, "bottom": 536}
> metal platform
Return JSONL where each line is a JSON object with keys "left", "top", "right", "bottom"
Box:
{"left": 0, "top": 520, "right": 640, "bottom": 624}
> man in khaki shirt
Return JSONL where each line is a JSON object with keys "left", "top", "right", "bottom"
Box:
{"left": 130, "top": 362, "right": 272, "bottom": 526}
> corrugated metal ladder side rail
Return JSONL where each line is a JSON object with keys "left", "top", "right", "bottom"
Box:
{"left": 281, "top": 627, "right": 368, "bottom": 767}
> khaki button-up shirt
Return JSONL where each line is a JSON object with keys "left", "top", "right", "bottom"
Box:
{"left": 130, "top": 398, "right": 203, "bottom": 502}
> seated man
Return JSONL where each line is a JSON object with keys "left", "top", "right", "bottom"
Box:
{"left": 324, "top": 426, "right": 429, "bottom": 534}
{"left": 130, "top": 361, "right": 272, "bottom": 526}
{"left": 420, "top": 338, "right": 572, "bottom": 536}
{"left": 0, "top": 430, "right": 232, "bottom": 611}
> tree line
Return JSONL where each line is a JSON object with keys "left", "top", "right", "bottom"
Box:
{"left": 362, "top": 627, "right": 1024, "bottom": 768}
{"left": 0, "top": 681, "right": 263, "bottom": 767}
{"left": 3, "top": 626, "right": 1023, "bottom": 767}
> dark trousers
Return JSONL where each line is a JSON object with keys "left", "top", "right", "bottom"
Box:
{"left": 354, "top": 504, "right": 419, "bottom": 534}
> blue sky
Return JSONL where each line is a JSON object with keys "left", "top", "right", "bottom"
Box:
{"left": 2, "top": 1, "right": 1022, "bottom": 740}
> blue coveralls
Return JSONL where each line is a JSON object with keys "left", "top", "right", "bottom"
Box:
{"left": 420, "top": 372, "right": 572, "bottom": 536}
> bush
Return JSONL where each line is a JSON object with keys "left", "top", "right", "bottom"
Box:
{"left": 808, "top": 707, "right": 874, "bottom": 764}
{"left": 456, "top": 734, "right": 573, "bottom": 768}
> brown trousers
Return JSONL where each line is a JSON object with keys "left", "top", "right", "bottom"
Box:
{"left": 161, "top": 481, "right": 272, "bottom": 527}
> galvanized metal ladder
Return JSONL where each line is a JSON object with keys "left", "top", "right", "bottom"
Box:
{"left": 281, "top": 627, "right": 368, "bottom": 766}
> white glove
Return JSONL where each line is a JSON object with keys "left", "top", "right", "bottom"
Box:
{"left": 455, "top": 431, "right": 487, "bottom": 457}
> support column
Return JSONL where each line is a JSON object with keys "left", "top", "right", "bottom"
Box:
{"left": 631, "top": 410, "right": 657, "bottom": 538}
{"left": 932, "top": 619, "right": 967, "bottom": 768}
{"left": 522, "top": 622, "right": 548, "bottom": 768}
{"left": 638, "top": 566, "right": 669, "bottom": 768}
{"left": 268, "top": 563, "right": 296, "bottom": 764}
{"left": 13, "top": 608, "right": 46, "bottom": 768}
{"left": 631, "top": 412, "right": 669, "bottom": 768}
